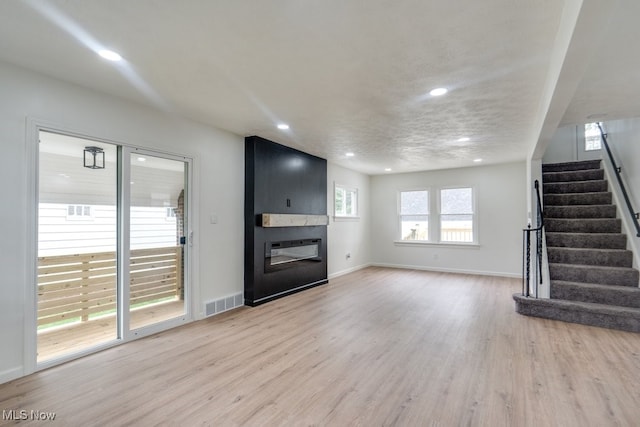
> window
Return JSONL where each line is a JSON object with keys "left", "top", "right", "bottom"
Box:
{"left": 335, "top": 185, "right": 358, "bottom": 217}
{"left": 399, "top": 190, "right": 429, "bottom": 241}
{"left": 166, "top": 207, "right": 176, "bottom": 220}
{"left": 440, "top": 188, "right": 474, "bottom": 243}
{"left": 397, "top": 187, "right": 476, "bottom": 244}
{"left": 66, "top": 204, "right": 92, "bottom": 219}
{"left": 584, "top": 122, "right": 602, "bottom": 151}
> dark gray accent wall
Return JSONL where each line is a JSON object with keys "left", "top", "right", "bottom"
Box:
{"left": 244, "top": 136, "right": 328, "bottom": 306}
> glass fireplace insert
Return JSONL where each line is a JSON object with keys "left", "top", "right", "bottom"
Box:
{"left": 265, "top": 238, "right": 321, "bottom": 273}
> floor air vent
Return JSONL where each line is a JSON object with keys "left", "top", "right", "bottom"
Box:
{"left": 204, "top": 293, "right": 243, "bottom": 317}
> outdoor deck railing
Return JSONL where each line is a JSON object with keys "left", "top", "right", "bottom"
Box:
{"left": 441, "top": 228, "right": 473, "bottom": 242}
{"left": 37, "top": 246, "right": 182, "bottom": 328}
{"left": 403, "top": 228, "right": 473, "bottom": 242}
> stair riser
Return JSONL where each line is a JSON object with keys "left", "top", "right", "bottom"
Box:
{"left": 544, "top": 205, "right": 617, "bottom": 219}
{"left": 551, "top": 282, "right": 640, "bottom": 309}
{"left": 545, "top": 219, "right": 621, "bottom": 233}
{"left": 543, "top": 181, "right": 608, "bottom": 194}
{"left": 545, "top": 233, "right": 627, "bottom": 249}
{"left": 544, "top": 193, "right": 612, "bottom": 206}
{"left": 547, "top": 248, "right": 632, "bottom": 268}
{"left": 525, "top": 160, "right": 640, "bottom": 333}
{"left": 542, "top": 169, "right": 604, "bottom": 183}
{"left": 514, "top": 297, "right": 640, "bottom": 333}
{"left": 542, "top": 160, "right": 602, "bottom": 173}
{"left": 549, "top": 264, "right": 639, "bottom": 287}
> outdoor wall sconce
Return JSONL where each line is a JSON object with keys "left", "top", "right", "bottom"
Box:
{"left": 83, "top": 146, "right": 105, "bottom": 169}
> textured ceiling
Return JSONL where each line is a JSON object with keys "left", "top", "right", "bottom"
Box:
{"left": 0, "top": 0, "right": 632, "bottom": 175}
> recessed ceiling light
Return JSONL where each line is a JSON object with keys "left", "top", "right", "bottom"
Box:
{"left": 137, "top": 156, "right": 146, "bottom": 162}
{"left": 473, "top": 158, "right": 483, "bottom": 163}
{"left": 345, "top": 152, "right": 355, "bottom": 157}
{"left": 277, "top": 123, "right": 290, "bottom": 130}
{"left": 457, "top": 137, "right": 470, "bottom": 142}
{"left": 384, "top": 168, "right": 392, "bottom": 172}
{"left": 429, "top": 87, "right": 448, "bottom": 97}
{"left": 98, "top": 49, "right": 122, "bottom": 62}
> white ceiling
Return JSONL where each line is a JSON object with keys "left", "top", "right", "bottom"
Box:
{"left": 560, "top": 0, "right": 640, "bottom": 126}
{"left": 39, "top": 131, "right": 185, "bottom": 206}
{"left": 0, "top": 0, "right": 635, "bottom": 175}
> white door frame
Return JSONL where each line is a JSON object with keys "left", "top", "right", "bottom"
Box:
{"left": 121, "top": 146, "right": 193, "bottom": 341}
{"left": 25, "top": 120, "right": 193, "bottom": 373}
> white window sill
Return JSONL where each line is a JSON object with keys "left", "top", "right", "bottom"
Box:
{"left": 393, "top": 240, "right": 480, "bottom": 248}
{"left": 333, "top": 216, "right": 360, "bottom": 222}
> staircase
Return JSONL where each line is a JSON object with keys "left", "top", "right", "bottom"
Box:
{"left": 514, "top": 159, "right": 640, "bottom": 332}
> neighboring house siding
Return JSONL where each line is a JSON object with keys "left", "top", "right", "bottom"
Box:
{"left": 38, "top": 203, "right": 177, "bottom": 256}
{"left": 131, "top": 206, "right": 178, "bottom": 249}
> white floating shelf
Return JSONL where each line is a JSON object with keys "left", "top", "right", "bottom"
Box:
{"left": 261, "top": 213, "right": 329, "bottom": 227}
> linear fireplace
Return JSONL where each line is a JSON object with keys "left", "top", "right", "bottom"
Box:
{"left": 244, "top": 136, "right": 328, "bottom": 306}
{"left": 265, "top": 239, "right": 321, "bottom": 273}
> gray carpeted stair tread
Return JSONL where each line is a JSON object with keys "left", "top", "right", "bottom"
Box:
{"left": 543, "top": 180, "right": 608, "bottom": 194}
{"left": 517, "top": 159, "right": 640, "bottom": 333}
{"left": 513, "top": 293, "right": 640, "bottom": 332}
{"left": 545, "top": 218, "right": 621, "bottom": 233}
{"left": 543, "top": 192, "right": 612, "bottom": 206}
{"left": 545, "top": 232, "right": 627, "bottom": 249}
{"left": 547, "top": 247, "right": 633, "bottom": 268}
{"left": 542, "top": 169, "right": 604, "bottom": 183}
{"left": 551, "top": 280, "right": 640, "bottom": 308}
{"left": 541, "top": 160, "right": 602, "bottom": 173}
{"left": 544, "top": 205, "right": 617, "bottom": 219}
{"left": 549, "top": 263, "right": 639, "bottom": 287}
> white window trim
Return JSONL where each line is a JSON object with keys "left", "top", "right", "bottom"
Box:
{"left": 393, "top": 240, "right": 480, "bottom": 248}
{"left": 438, "top": 186, "right": 477, "bottom": 244}
{"left": 396, "top": 185, "right": 479, "bottom": 245}
{"left": 333, "top": 183, "right": 359, "bottom": 219}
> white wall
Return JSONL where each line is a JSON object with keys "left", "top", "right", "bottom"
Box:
{"left": 542, "top": 124, "right": 605, "bottom": 164}
{"left": 542, "top": 125, "right": 577, "bottom": 164}
{"left": 370, "top": 162, "right": 526, "bottom": 277}
{"left": 327, "top": 163, "right": 371, "bottom": 277}
{"left": 605, "top": 118, "right": 640, "bottom": 217}
{"left": 604, "top": 118, "right": 640, "bottom": 267}
{"left": 0, "top": 60, "right": 245, "bottom": 383}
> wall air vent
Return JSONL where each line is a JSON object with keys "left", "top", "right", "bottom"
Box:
{"left": 204, "top": 292, "right": 243, "bottom": 317}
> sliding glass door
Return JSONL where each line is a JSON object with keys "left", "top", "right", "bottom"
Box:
{"left": 128, "top": 150, "right": 187, "bottom": 331}
{"left": 37, "top": 132, "right": 118, "bottom": 362}
{"left": 36, "top": 131, "right": 190, "bottom": 364}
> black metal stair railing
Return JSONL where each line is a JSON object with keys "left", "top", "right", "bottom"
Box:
{"left": 522, "top": 180, "right": 544, "bottom": 297}
{"left": 597, "top": 123, "right": 640, "bottom": 237}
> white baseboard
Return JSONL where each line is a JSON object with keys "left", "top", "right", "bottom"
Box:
{"left": 370, "top": 263, "right": 521, "bottom": 279}
{"left": 328, "top": 263, "right": 371, "bottom": 280}
{"left": 0, "top": 367, "right": 23, "bottom": 385}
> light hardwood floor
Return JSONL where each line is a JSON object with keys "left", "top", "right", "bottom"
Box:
{"left": 2, "top": 267, "right": 640, "bottom": 426}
